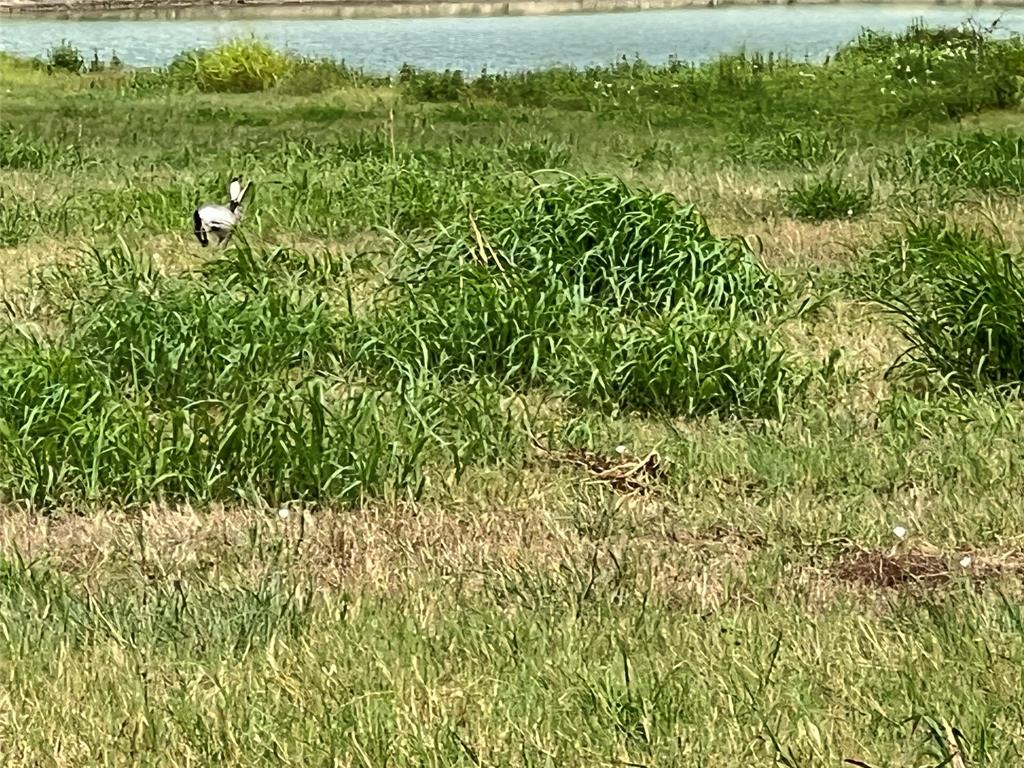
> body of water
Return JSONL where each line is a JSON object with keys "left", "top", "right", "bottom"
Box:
{"left": 1, "top": 5, "right": 1023, "bottom": 72}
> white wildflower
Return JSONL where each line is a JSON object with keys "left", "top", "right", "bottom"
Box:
{"left": 277, "top": 507, "right": 290, "bottom": 520}
{"left": 892, "top": 525, "right": 907, "bottom": 540}
{"left": 959, "top": 555, "right": 972, "bottom": 568}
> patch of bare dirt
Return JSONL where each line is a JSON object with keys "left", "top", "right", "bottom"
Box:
{"left": 830, "top": 547, "right": 1024, "bottom": 589}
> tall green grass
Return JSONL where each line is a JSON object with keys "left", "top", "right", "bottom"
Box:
{"left": 0, "top": 242, "right": 528, "bottom": 507}
{"left": 0, "top": 125, "right": 81, "bottom": 170}
{"left": 837, "top": 21, "right": 1024, "bottom": 119}
{"left": 730, "top": 128, "right": 843, "bottom": 170}
{"left": 168, "top": 38, "right": 378, "bottom": 93}
{"left": 355, "top": 174, "right": 799, "bottom": 416}
{"left": 169, "top": 39, "right": 295, "bottom": 92}
{"left": 867, "top": 221, "right": 1024, "bottom": 390}
{"left": 3, "top": 22, "right": 1024, "bottom": 768}
{"left": 46, "top": 40, "right": 84, "bottom": 74}
{"left": 0, "top": 344, "right": 412, "bottom": 506}
{"left": 887, "top": 131, "right": 1024, "bottom": 195}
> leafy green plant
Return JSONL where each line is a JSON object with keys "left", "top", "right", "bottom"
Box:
{"left": 566, "top": 308, "right": 797, "bottom": 416}
{"left": 0, "top": 343, "right": 422, "bottom": 506}
{"left": 0, "top": 194, "right": 35, "bottom": 247}
{"left": 854, "top": 219, "right": 995, "bottom": 297}
{"left": 41, "top": 243, "right": 341, "bottom": 405}
{"left": 441, "top": 173, "right": 781, "bottom": 315}
{"left": 398, "top": 65, "right": 468, "bottom": 102}
{"left": 47, "top": 40, "right": 83, "bottom": 74}
{"left": 275, "top": 56, "right": 379, "bottom": 96}
{"left": 0, "top": 238, "right": 535, "bottom": 507}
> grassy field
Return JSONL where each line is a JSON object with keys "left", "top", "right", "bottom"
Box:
{"left": 1, "top": 25, "right": 1024, "bottom": 766}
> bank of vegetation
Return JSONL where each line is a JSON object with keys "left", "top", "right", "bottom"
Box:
{"left": 1, "top": 22, "right": 1023, "bottom": 766}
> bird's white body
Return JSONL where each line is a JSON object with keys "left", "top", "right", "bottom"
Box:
{"left": 193, "top": 177, "right": 251, "bottom": 247}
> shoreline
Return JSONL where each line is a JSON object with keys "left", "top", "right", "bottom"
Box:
{"left": 3, "top": 0, "right": 1024, "bottom": 22}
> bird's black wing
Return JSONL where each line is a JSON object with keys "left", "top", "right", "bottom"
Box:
{"left": 192, "top": 209, "right": 209, "bottom": 247}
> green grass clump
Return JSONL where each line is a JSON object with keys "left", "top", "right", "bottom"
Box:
{"left": 46, "top": 40, "right": 84, "bottom": 74}
{"left": 493, "top": 174, "right": 779, "bottom": 314}
{"left": 276, "top": 56, "right": 380, "bottom": 95}
{"left": 169, "top": 39, "right": 296, "bottom": 93}
{"left": 55, "top": 248, "right": 341, "bottom": 405}
{"left": 0, "top": 343, "right": 423, "bottom": 506}
{"left": 167, "top": 38, "right": 374, "bottom": 94}
{"left": 869, "top": 221, "right": 1024, "bottom": 390}
{"left": 0, "top": 126, "right": 78, "bottom": 170}
{"left": 355, "top": 174, "right": 797, "bottom": 416}
{"left": 568, "top": 308, "right": 796, "bottom": 415}
{"left": 356, "top": 254, "right": 582, "bottom": 387}
{"left": 785, "top": 173, "right": 872, "bottom": 221}
{"left": 0, "top": 242, "right": 529, "bottom": 506}
{"left": 398, "top": 64, "right": 468, "bottom": 102}
{"left": 0, "top": 192, "right": 38, "bottom": 247}
{"left": 889, "top": 131, "right": 1024, "bottom": 195}
{"left": 731, "top": 128, "right": 842, "bottom": 169}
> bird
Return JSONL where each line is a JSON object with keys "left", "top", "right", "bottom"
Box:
{"left": 192, "top": 176, "right": 252, "bottom": 247}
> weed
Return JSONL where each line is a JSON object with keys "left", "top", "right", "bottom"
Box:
{"left": 785, "top": 173, "right": 872, "bottom": 221}
{"left": 731, "top": 129, "right": 843, "bottom": 170}
{"left": 0, "top": 193, "right": 35, "bottom": 247}
{"left": 449, "top": 173, "right": 781, "bottom": 315}
{"left": 398, "top": 64, "right": 468, "bottom": 102}
{"left": 568, "top": 307, "right": 797, "bottom": 416}
{"left": 169, "top": 38, "right": 295, "bottom": 93}
{"left": 0, "top": 127, "right": 73, "bottom": 170}
{"left": 0, "top": 343, "right": 425, "bottom": 506}
{"left": 887, "top": 131, "right": 1024, "bottom": 195}
{"left": 839, "top": 21, "right": 1024, "bottom": 119}
{"left": 357, "top": 174, "right": 797, "bottom": 416}
{"left": 46, "top": 40, "right": 83, "bottom": 74}
{"left": 869, "top": 221, "right": 1024, "bottom": 389}
{"left": 275, "top": 56, "right": 375, "bottom": 95}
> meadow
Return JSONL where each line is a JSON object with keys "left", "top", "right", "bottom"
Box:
{"left": 1, "top": 23, "right": 1024, "bottom": 766}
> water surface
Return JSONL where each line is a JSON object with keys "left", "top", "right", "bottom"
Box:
{"left": 2, "top": 6, "right": 1023, "bottom": 72}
